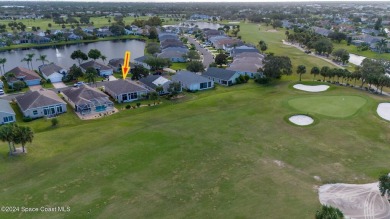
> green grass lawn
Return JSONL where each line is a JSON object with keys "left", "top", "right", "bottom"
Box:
{"left": 170, "top": 62, "right": 188, "bottom": 71}
{"left": 0, "top": 79, "right": 389, "bottom": 218}
{"left": 333, "top": 40, "right": 390, "bottom": 61}
{"left": 288, "top": 95, "right": 367, "bottom": 118}
{"left": 238, "top": 22, "right": 361, "bottom": 77}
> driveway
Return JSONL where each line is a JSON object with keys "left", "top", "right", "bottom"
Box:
{"left": 52, "top": 82, "right": 68, "bottom": 89}
{"left": 185, "top": 35, "right": 214, "bottom": 68}
{"left": 29, "top": 85, "right": 42, "bottom": 91}
{"left": 108, "top": 75, "right": 118, "bottom": 81}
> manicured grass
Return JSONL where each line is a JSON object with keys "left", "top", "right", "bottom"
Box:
{"left": 0, "top": 80, "right": 389, "bottom": 218}
{"left": 288, "top": 95, "right": 367, "bottom": 118}
{"left": 170, "top": 62, "right": 188, "bottom": 71}
{"left": 333, "top": 40, "right": 390, "bottom": 61}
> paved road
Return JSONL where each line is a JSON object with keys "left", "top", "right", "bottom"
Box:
{"left": 185, "top": 35, "right": 214, "bottom": 68}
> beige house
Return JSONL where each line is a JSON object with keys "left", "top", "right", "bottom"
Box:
{"left": 15, "top": 89, "right": 67, "bottom": 119}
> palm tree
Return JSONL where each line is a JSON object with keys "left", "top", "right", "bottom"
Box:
{"left": 310, "top": 66, "right": 320, "bottom": 80}
{"left": 376, "top": 39, "right": 387, "bottom": 54}
{"left": 36, "top": 54, "right": 49, "bottom": 66}
{"left": 27, "top": 53, "right": 35, "bottom": 70}
{"left": 0, "top": 125, "right": 12, "bottom": 155}
{"left": 101, "top": 55, "right": 107, "bottom": 64}
{"left": 296, "top": 65, "right": 306, "bottom": 81}
{"left": 21, "top": 57, "right": 30, "bottom": 69}
{"left": 1, "top": 58, "right": 6, "bottom": 75}
{"left": 14, "top": 126, "right": 34, "bottom": 153}
{"left": 0, "top": 58, "right": 5, "bottom": 76}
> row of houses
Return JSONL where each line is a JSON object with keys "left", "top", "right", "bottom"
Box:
{"left": 157, "top": 32, "right": 188, "bottom": 62}
{"left": 200, "top": 28, "right": 264, "bottom": 83}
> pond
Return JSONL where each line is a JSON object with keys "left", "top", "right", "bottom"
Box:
{"left": 0, "top": 39, "right": 145, "bottom": 72}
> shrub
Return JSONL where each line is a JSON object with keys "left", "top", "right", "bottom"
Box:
{"left": 125, "top": 104, "right": 131, "bottom": 109}
{"left": 51, "top": 118, "right": 59, "bottom": 127}
{"left": 23, "top": 117, "right": 33, "bottom": 122}
{"left": 136, "top": 103, "right": 141, "bottom": 108}
{"left": 256, "top": 77, "right": 271, "bottom": 84}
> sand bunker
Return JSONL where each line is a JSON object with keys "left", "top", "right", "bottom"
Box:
{"left": 288, "top": 115, "right": 314, "bottom": 126}
{"left": 377, "top": 103, "right": 390, "bottom": 122}
{"left": 319, "top": 183, "right": 390, "bottom": 219}
{"left": 293, "top": 84, "right": 330, "bottom": 92}
{"left": 266, "top": 29, "right": 278, "bottom": 32}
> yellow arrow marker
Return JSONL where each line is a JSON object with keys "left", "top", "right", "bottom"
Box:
{"left": 121, "top": 51, "right": 131, "bottom": 79}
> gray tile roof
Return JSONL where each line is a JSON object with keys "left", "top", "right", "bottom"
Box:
{"left": 172, "top": 71, "right": 211, "bottom": 85}
{"left": 6, "top": 67, "right": 41, "bottom": 83}
{"left": 62, "top": 84, "right": 109, "bottom": 106}
{"left": 139, "top": 75, "right": 172, "bottom": 91}
{"left": 103, "top": 79, "right": 148, "bottom": 96}
{"left": 203, "top": 67, "right": 238, "bottom": 81}
{"left": 134, "top": 55, "right": 149, "bottom": 63}
{"left": 0, "top": 99, "right": 15, "bottom": 115}
{"left": 157, "top": 50, "right": 186, "bottom": 59}
{"left": 15, "top": 89, "right": 66, "bottom": 111}
{"left": 80, "top": 60, "right": 111, "bottom": 71}
{"left": 39, "top": 63, "right": 66, "bottom": 77}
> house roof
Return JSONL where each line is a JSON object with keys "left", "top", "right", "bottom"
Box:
{"left": 39, "top": 63, "right": 66, "bottom": 77}
{"left": 108, "top": 58, "right": 124, "bottom": 68}
{"left": 157, "top": 50, "right": 186, "bottom": 59}
{"left": 172, "top": 71, "right": 211, "bottom": 85}
{"left": 15, "top": 89, "right": 66, "bottom": 111}
{"left": 104, "top": 79, "right": 148, "bottom": 96}
{"left": 80, "top": 60, "right": 111, "bottom": 71}
{"left": 139, "top": 75, "right": 171, "bottom": 90}
{"left": 134, "top": 55, "right": 149, "bottom": 63}
{"left": 62, "top": 84, "right": 109, "bottom": 106}
{"left": 227, "top": 57, "right": 263, "bottom": 73}
{"left": 6, "top": 67, "right": 41, "bottom": 83}
{"left": 0, "top": 99, "right": 15, "bottom": 115}
{"left": 203, "top": 67, "right": 238, "bottom": 81}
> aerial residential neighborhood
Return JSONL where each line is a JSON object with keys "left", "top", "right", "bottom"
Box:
{"left": 0, "top": 1, "right": 390, "bottom": 219}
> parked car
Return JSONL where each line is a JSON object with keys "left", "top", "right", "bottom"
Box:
{"left": 73, "top": 81, "right": 85, "bottom": 87}
{"left": 0, "top": 89, "right": 5, "bottom": 95}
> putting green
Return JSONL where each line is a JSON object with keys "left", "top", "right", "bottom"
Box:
{"left": 288, "top": 95, "right": 367, "bottom": 118}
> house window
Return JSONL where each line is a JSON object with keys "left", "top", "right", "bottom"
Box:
{"left": 50, "top": 107, "right": 55, "bottom": 114}
{"left": 208, "top": 82, "right": 212, "bottom": 87}
{"left": 3, "top": 117, "right": 8, "bottom": 123}
{"left": 43, "top": 108, "right": 49, "bottom": 115}
{"left": 200, "top": 82, "right": 208, "bottom": 89}
{"left": 56, "top": 105, "right": 63, "bottom": 113}
{"left": 122, "top": 94, "right": 128, "bottom": 101}
{"left": 7, "top": 116, "right": 13, "bottom": 122}
{"left": 33, "top": 110, "right": 38, "bottom": 115}
{"left": 130, "top": 92, "right": 138, "bottom": 99}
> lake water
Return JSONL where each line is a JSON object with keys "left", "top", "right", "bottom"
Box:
{"left": 0, "top": 40, "right": 145, "bottom": 72}
{"left": 349, "top": 53, "right": 366, "bottom": 66}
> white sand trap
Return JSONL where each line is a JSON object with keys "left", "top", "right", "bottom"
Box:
{"left": 377, "top": 103, "right": 390, "bottom": 121}
{"left": 293, "top": 84, "right": 330, "bottom": 92}
{"left": 319, "top": 183, "right": 390, "bottom": 219}
{"left": 288, "top": 115, "right": 314, "bottom": 126}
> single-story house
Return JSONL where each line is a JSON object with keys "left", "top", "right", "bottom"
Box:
{"left": 6, "top": 67, "right": 41, "bottom": 88}
{"left": 108, "top": 58, "right": 125, "bottom": 72}
{"left": 226, "top": 57, "right": 263, "bottom": 79}
{"left": 133, "top": 56, "right": 151, "bottom": 70}
{"left": 39, "top": 63, "right": 67, "bottom": 83}
{"left": 171, "top": 71, "right": 213, "bottom": 91}
{"left": 15, "top": 89, "right": 67, "bottom": 119}
{"left": 203, "top": 67, "right": 241, "bottom": 86}
{"left": 104, "top": 79, "right": 149, "bottom": 103}
{"left": 230, "top": 45, "right": 260, "bottom": 57}
{"left": 0, "top": 99, "right": 16, "bottom": 124}
{"left": 62, "top": 84, "right": 114, "bottom": 115}
{"left": 80, "top": 60, "right": 113, "bottom": 76}
{"left": 157, "top": 50, "right": 187, "bottom": 63}
{"left": 139, "top": 75, "right": 175, "bottom": 95}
